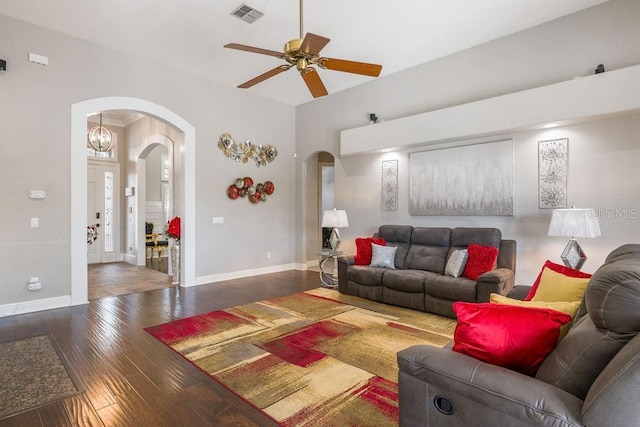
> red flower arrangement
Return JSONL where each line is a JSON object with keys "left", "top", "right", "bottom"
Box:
{"left": 166, "top": 216, "right": 181, "bottom": 240}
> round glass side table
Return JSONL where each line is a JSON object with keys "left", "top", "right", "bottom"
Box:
{"left": 318, "top": 250, "right": 342, "bottom": 288}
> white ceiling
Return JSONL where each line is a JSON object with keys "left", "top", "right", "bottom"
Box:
{"left": 0, "top": 0, "right": 609, "bottom": 106}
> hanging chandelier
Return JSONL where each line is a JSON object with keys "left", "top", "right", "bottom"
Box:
{"left": 87, "top": 113, "right": 115, "bottom": 152}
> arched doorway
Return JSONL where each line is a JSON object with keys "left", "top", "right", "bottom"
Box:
{"left": 71, "top": 97, "right": 195, "bottom": 306}
{"left": 303, "top": 150, "right": 335, "bottom": 269}
{"left": 136, "top": 134, "right": 175, "bottom": 272}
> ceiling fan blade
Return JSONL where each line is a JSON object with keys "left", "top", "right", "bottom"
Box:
{"left": 301, "top": 68, "right": 328, "bottom": 98}
{"left": 319, "top": 58, "right": 382, "bottom": 77}
{"left": 238, "top": 65, "right": 292, "bottom": 89}
{"left": 300, "top": 33, "right": 331, "bottom": 55}
{"left": 224, "top": 43, "right": 283, "bottom": 58}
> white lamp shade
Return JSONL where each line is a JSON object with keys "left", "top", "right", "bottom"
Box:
{"left": 548, "top": 208, "right": 601, "bottom": 238}
{"left": 322, "top": 209, "right": 349, "bottom": 228}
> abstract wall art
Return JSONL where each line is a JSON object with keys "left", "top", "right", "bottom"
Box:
{"left": 538, "top": 138, "right": 568, "bottom": 209}
{"left": 381, "top": 159, "right": 398, "bottom": 210}
{"left": 409, "top": 140, "right": 514, "bottom": 216}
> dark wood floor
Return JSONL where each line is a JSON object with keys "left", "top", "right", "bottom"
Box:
{"left": 0, "top": 268, "right": 322, "bottom": 426}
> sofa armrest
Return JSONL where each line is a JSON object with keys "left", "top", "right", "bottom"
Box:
{"left": 475, "top": 268, "right": 515, "bottom": 301}
{"left": 337, "top": 256, "right": 354, "bottom": 292}
{"left": 397, "top": 345, "right": 583, "bottom": 426}
{"left": 507, "top": 285, "right": 532, "bottom": 300}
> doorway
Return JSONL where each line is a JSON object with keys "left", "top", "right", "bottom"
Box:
{"left": 71, "top": 96, "right": 196, "bottom": 306}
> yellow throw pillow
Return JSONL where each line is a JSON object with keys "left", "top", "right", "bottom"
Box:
{"left": 490, "top": 293, "right": 581, "bottom": 340}
{"left": 530, "top": 268, "right": 589, "bottom": 303}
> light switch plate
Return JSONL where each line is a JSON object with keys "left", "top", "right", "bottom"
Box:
{"left": 30, "top": 218, "right": 39, "bottom": 228}
{"left": 29, "top": 190, "right": 46, "bottom": 199}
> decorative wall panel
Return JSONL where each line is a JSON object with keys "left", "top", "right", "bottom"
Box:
{"left": 538, "top": 138, "right": 568, "bottom": 209}
{"left": 381, "top": 160, "right": 398, "bottom": 210}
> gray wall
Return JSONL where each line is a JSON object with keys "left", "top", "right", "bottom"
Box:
{"left": 0, "top": 13, "right": 295, "bottom": 310}
{"left": 295, "top": 0, "right": 640, "bottom": 283}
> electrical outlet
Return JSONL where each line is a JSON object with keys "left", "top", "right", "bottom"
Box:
{"left": 28, "top": 282, "right": 42, "bottom": 291}
{"left": 267, "top": 252, "right": 272, "bottom": 259}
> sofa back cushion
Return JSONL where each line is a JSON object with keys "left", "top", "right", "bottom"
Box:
{"left": 450, "top": 227, "right": 502, "bottom": 250}
{"left": 377, "top": 225, "right": 413, "bottom": 269}
{"left": 404, "top": 227, "right": 451, "bottom": 273}
{"left": 536, "top": 244, "right": 640, "bottom": 400}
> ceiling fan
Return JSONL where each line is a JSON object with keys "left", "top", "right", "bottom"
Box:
{"left": 224, "top": 0, "right": 382, "bottom": 98}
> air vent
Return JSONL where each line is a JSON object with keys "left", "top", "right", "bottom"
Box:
{"left": 230, "top": 3, "right": 264, "bottom": 24}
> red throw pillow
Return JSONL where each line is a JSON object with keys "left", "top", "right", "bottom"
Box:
{"left": 452, "top": 302, "right": 572, "bottom": 376}
{"left": 462, "top": 244, "right": 499, "bottom": 280}
{"left": 524, "top": 260, "right": 593, "bottom": 301}
{"left": 354, "top": 237, "right": 386, "bottom": 265}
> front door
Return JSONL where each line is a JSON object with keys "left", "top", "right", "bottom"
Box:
{"left": 87, "top": 163, "right": 120, "bottom": 264}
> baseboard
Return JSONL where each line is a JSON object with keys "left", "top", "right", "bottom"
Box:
{"left": 195, "top": 263, "right": 301, "bottom": 286}
{"left": 295, "top": 262, "right": 310, "bottom": 270}
{"left": 0, "top": 295, "right": 71, "bottom": 317}
{"left": 123, "top": 253, "right": 137, "bottom": 264}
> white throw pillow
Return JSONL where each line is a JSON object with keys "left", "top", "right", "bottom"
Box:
{"left": 370, "top": 243, "right": 397, "bottom": 269}
{"left": 445, "top": 249, "right": 468, "bottom": 278}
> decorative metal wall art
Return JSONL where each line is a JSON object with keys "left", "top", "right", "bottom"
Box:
{"left": 538, "top": 138, "right": 568, "bottom": 209}
{"left": 218, "top": 133, "right": 278, "bottom": 167}
{"left": 381, "top": 159, "right": 398, "bottom": 210}
{"left": 409, "top": 140, "right": 515, "bottom": 216}
{"left": 227, "top": 177, "right": 275, "bottom": 204}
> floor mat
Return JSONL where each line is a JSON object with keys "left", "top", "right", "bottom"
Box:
{"left": 0, "top": 335, "right": 79, "bottom": 418}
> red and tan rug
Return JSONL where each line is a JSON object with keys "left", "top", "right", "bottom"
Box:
{"left": 145, "top": 288, "right": 455, "bottom": 426}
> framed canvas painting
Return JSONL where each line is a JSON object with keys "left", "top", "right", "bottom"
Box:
{"left": 409, "top": 140, "right": 514, "bottom": 216}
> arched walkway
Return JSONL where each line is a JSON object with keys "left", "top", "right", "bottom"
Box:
{"left": 71, "top": 97, "right": 195, "bottom": 305}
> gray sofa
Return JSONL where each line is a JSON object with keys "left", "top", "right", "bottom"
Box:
{"left": 397, "top": 244, "right": 640, "bottom": 426}
{"left": 337, "top": 225, "right": 517, "bottom": 318}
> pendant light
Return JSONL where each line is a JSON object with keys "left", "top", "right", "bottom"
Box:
{"left": 87, "top": 113, "right": 115, "bottom": 152}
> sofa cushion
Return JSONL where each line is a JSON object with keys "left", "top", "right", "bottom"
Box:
{"left": 463, "top": 244, "right": 499, "bottom": 280}
{"left": 524, "top": 260, "right": 592, "bottom": 301}
{"left": 450, "top": 227, "right": 502, "bottom": 249}
{"left": 354, "top": 237, "right": 386, "bottom": 265}
{"left": 403, "top": 227, "right": 451, "bottom": 273}
{"left": 377, "top": 225, "right": 413, "bottom": 268}
{"left": 530, "top": 268, "right": 589, "bottom": 303}
{"left": 535, "top": 315, "right": 626, "bottom": 399}
{"left": 536, "top": 245, "right": 640, "bottom": 399}
{"left": 453, "top": 302, "right": 572, "bottom": 376}
{"left": 405, "top": 246, "right": 450, "bottom": 274}
{"left": 347, "top": 265, "right": 385, "bottom": 287}
{"left": 383, "top": 269, "right": 437, "bottom": 293}
{"left": 490, "top": 293, "right": 581, "bottom": 340}
{"left": 370, "top": 243, "right": 397, "bottom": 269}
{"left": 445, "top": 249, "right": 468, "bottom": 278}
{"left": 425, "top": 275, "right": 477, "bottom": 302}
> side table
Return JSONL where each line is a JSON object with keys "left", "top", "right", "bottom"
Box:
{"left": 318, "top": 250, "right": 342, "bottom": 288}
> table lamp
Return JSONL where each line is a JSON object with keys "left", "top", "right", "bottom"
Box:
{"left": 322, "top": 209, "right": 349, "bottom": 251}
{"left": 548, "top": 207, "right": 601, "bottom": 270}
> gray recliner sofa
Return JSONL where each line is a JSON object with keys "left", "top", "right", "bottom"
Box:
{"left": 337, "top": 225, "right": 517, "bottom": 318}
{"left": 397, "top": 244, "right": 640, "bottom": 426}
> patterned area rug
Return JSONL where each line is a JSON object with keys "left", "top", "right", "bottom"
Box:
{"left": 0, "top": 335, "right": 79, "bottom": 419}
{"left": 145, "top": 288, "right": 456, "bottom": 426}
